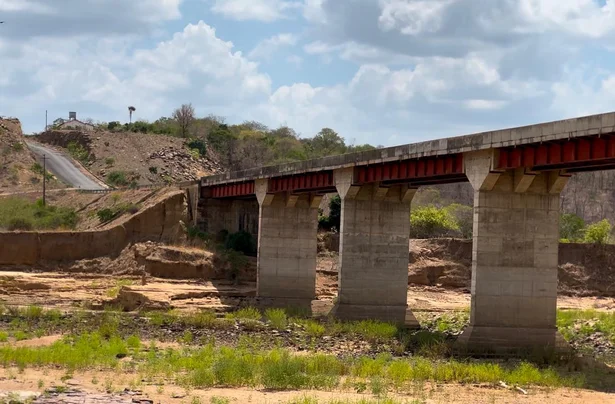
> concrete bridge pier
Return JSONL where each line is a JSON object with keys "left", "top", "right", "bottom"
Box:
{"left": 199, "top": 189, "right": 258, "bottom": 237}
{"left": 255, "top": 179, "right": 320, "bottom": 304}
{"left": 332, "top": 168, "right": 418, "bottom": 325}
{"left": 456, "top": 150, "right": 570, "bottom": 354}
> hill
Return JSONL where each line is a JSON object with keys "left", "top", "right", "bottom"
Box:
{"left": 0, "top": 118, "right": 65, "bottom": 193}
{"left": 35, "top": 129, "right": 222, "bottom": 187}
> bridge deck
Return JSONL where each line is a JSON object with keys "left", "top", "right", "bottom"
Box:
{"left": 201, "top": 112, "right": 615, "bottom": 186}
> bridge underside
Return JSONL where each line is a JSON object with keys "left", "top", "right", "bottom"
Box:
{"left": 199, "top": 113, "right": 615, "bottom": 355}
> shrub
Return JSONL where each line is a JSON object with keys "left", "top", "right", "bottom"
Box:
{"left": 105, "top": 157, "right": 115, "bottom": 166}
{"left": 188, "top": 139, "right": 207, "bottom": 157}
{"left": 189, "top": 148, "right": 201, "bottom": 160}
{"left": 410, "top": 205, "right": 459, "bottom": 238}
{"left": 12, "top": 142, "right": 24, "bottom": 152}
{"left": 107, "top": 171, "right": 129, "bottom": 187}
{"left": 560, "top": 213, "right": 585, "bottom": 242}
{"left": 107, "top": 121, "right": 121, "bottom": 131}
{"left": 225, "top": 231, "right": 256, "bottom": 256}
{"left": 265, "top": 308, "right": 288, "bottom": 330}
{"left": 97, "top": 208, "right": 116, "bottom": 223}
{"left": 584, "top": 219, "right": 612, "bottom": 244}
{"left": 149, "top": 166, "right": 158, "bottom": 175}
{"left": 67, "top": 141, "right": 90, "bottom": 163}
{"left": 318, "top": 195, "right": 340, "bottom": 231}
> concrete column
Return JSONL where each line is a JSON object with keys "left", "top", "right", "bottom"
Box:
{"left": 255, "top": 179, "right": 320, "bottom": 301}
{"left": 333, "top": 167, "right": 417, "bottom": 324}
{"left": 198, "top": 191, "right": 259, "bottom": 237}
{"left": 456, "top": 150, "right": 569, "bottom": 354}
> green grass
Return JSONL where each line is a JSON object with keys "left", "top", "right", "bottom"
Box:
{"left": 0, "top": 332, "right": 8, "bottom": 343}
{"left": 557, "top": 309, "right": 615, "bottom": 343}
{"left": 286, "top": 398, "right": 422, "bottom": 404}
{"left": 0, "top": 332, "right": 584, "bottom": 391}
{"left": 265, "top": 308, "right": 288, "bottom": 330}
{"left": 225, "top": 307, "right": 261, "bottom": 321}
{"left": 105, "top": 279, "right": 134, "bottom": 298}
{"left": 0, "top": 197, "right": 78, "bottom": 230}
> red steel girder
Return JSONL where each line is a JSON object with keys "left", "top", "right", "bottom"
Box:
{"left": 207, "top": 181, "right": 255, "bottom": 198}
{"left": 355, "top": 154, "right": 463, "bottom": 184}
{"left": 267, "top": 171, "right": 334, "bottom": 193}
{"left": 496, "top": 135, "right": 615, "bottom": 170}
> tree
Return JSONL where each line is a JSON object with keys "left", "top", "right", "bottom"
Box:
{"left": 306, "top": 128, "right": 346, "bottom": 158}
{"left": 172, "top": 103, "right": 195, "bottom": 138}
{"left": 560, "top": 213, "right": 585, "bottom": 242}
{"left": 584, "top": 219, "right": 612, "bottom": 244}
{"left": 128, "top": 106, "right": 136, "bottom": 123}
{"left": 410, "top": 205, "right": 459, "bottom": 239}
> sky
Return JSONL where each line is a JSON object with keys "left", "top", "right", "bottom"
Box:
{"left": 1, "top": 0, "right": 615, "bottom": 146}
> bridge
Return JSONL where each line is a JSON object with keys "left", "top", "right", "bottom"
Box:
{"left": 200, "top": 111, "right": 615, "bottom": 353}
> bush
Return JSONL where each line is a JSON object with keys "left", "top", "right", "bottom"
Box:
{"left": 560, "top": 213, "right": 585, "bottom": 242}
{"left": 584, "top": 219, "right": 612, "bottom": 244}
{"left": 225, "top": 231, "right": 256, "bottom": 256}
{"left": 12, "top": 142, "right": 24, "bottom": 152}
{"left": 107, "top": 171, "right": 129, "bottom": 187}
{"left": 107, "top": 121, "right": 121, "bottom": 131}
{"left": 105, "top": 157, "right": 115, "bottom": 166}
{"left": 67, "top": 141, "right": 90, "bottom": 163}
{"left": 149, "top": 166, "right": 158, "bottom": 175}
{"left": 188, "top": 139, "right": 207, "bottom": 157}
{"left": 318, "top": 195, "right": 340, "bottom": 231}
{"left": 97, "top": 208, "right": 116, "bottom": 223}
{"left": 189, "top": 148, "right": 201, "bottom": 160}
{"left": 410, "top": 205, "right": 459, "bottom": 238}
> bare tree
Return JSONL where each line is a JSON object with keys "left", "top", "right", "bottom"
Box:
{"left": 172, "top": 103, "right": 195, "bottom": 138}
{"left": 128, "top": 106, "right": 136, "bottom": 123}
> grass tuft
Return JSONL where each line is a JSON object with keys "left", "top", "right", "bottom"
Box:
{"left": 265, "top": 308, "right": 288, "bottom": 330}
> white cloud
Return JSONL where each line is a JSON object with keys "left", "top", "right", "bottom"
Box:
{"left": 464, "top": 99, "right": 508, "bottom": 110}
{"left": 249, "top": 33, "right": 298, "bottom": 59}
{"left": 286, "top": 54, "right": 303, "bottom": 67}
{"left": 211, "top": 0, "right": 301, "bottom": 22}
{"left": 378, "top": 0, "right": 456, "bottom": 35}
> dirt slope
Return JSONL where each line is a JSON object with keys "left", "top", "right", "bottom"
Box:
{"left": 36, "top": 129, "right": 222, "bottom": 186}
{"left": 0, "top": 118, "right": 65, "bottom": 192}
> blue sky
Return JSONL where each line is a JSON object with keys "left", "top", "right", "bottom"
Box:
{"left": 1, "top": 0, "right": 615, "bottom": 147}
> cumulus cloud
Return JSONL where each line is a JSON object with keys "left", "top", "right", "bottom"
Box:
{"left": 249, "top": 33, "right": 298, "bottom": 59}
{"left": 211, "top": 0, "right": 302, "bottom": 22}
{"left": 0, "top": 0, "right": 182, "bottom": 41}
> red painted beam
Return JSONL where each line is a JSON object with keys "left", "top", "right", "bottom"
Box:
{"left": 354, "top": 154, "right": 464, "bottom": 184}
{"left": 207, "top": 181, "right": 255, "bottom": 198}
{"left": 495, "top": 135, "right": 615, "bottom": 170}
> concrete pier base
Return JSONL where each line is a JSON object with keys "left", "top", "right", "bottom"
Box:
{"left": 334, "top": 168, "right": 417, "bottom": 324}
{"left": 255, "top": 179, "right": 319, "bottom": 300}
{"left": 457, "top": 151, "right": 570, "bottom": 354}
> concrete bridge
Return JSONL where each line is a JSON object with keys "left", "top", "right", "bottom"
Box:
{"left": 200, "top": 112, "right": 615, "bottom": 353}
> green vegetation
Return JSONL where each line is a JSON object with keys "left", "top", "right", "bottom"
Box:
{"left": 560, "top": 214, "right": 613, "bottom": 244}
{"left": 105, "top": 157, "right": 115, "bottom": 166}
{"left": 96, "top": 203, "right": 139, "bottom": 223}
{"left": 30, "top": 162, "right": 53, "bottom": 180}
{"left": 584, "top": 219, "right": 612, "bottom": 244}
{"left": 319, "top": 195, "right": 341, "bottom": 231}
{"left": 225, "top": 307, "right": 262, "bottom": 321}
{"left": 224, "top": 230, "right": 256, "bottom": 256}
{"left": 557, "top": 309, "right": 615, "bottom": 344}
{"left": 107, "top": 171, "right": 129, "bottom": 187}
{"left": 0, "top": 197, "right": 78, "bottom": 230}
{"left": 265, "top": 308, "right": 288, "bottom": 330}
{"left": 410, "top": 205, "right": 459, "bottom": 239}
{"left": 106, "top": 279, "right": 134, "bottom": 298}
{"left": 67, "top": 141, "right": 90, "bottom": 163}
{"left": 0, "top": 332, "right": 582, "bottom": 390}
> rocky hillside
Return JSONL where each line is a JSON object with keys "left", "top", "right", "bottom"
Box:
{"left": 0, "top": 118, "right": 64, "bottom": 193}
{"left": 36, "top": 129, "right": 222, "bottom": 187}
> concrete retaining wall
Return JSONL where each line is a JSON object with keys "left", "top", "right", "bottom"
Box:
{"left": 0, "top": 191, "right": 187, "bottom": 265}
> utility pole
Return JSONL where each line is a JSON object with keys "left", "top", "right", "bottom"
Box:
{"left": 42, "top": 154, "right": 47, "bottom": 206}
{"left": 45, "top": 110, "right": 48, "bottom": 132}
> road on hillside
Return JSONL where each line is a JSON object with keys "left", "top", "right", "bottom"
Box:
{"left": 26, "top": 141, "right": 106, "bottom": 190}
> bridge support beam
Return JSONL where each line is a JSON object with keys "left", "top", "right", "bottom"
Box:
{"left": 255, "top": 179, "right": 320, "bottom": 302}
{"left": 456, "top": 151, "right": 569, "bottom": 354}
{"left": 332, "top": 168, "right": 417, "bottom": 324}
{"left": 199, "top": 191, "right": 259, "bottom": 237}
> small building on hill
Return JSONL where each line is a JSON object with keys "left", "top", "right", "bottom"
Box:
{"left": 55, "top": 112, "right": 95, "bottom": 132}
